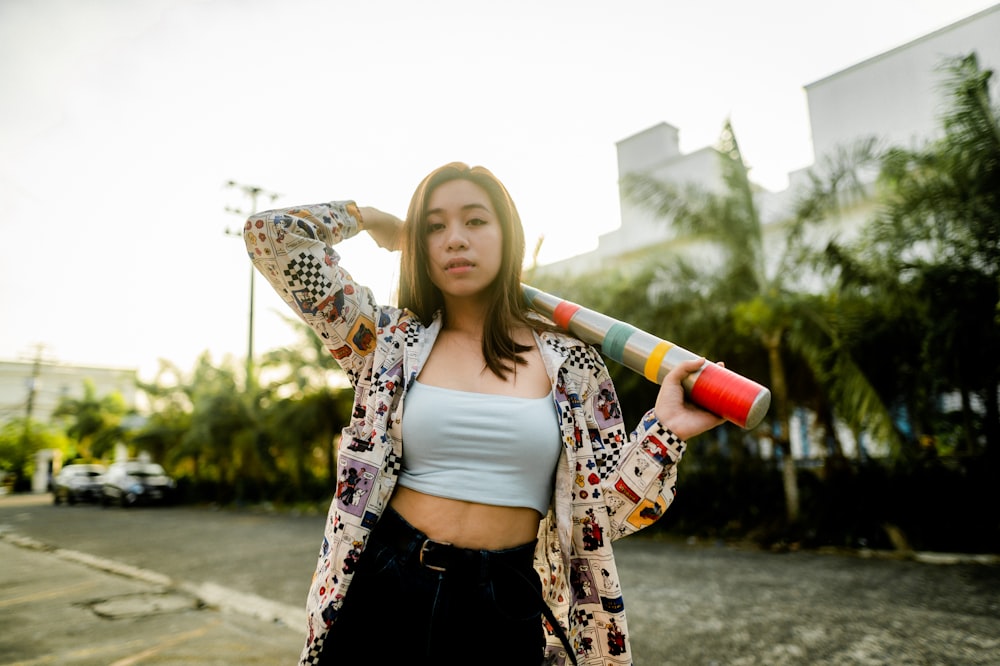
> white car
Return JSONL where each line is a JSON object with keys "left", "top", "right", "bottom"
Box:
{"left": 100, "top": 461, "right": 176, "bottom": 507}
{"left": 52, "top": 464, "right": 107, "bottom": 505}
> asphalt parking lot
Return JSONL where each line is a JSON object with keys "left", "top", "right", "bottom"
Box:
{"left": 1, "top": 493, "right": 998, "bottom": 665}
{"left": 0, "top": 534, "right": 303, "bottom": 665}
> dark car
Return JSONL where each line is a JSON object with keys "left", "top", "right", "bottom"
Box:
{"left": 52, "top": 464, "right": 107, "bottom": 505}
{"left": 101, "top": 461, "right": 176, "bottom": 507}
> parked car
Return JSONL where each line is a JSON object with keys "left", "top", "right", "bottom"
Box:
{"left": 52, "top": 464, "right": 107, "bottom": 505}
{"left": 101, "top": 461, "right": 176, "bottom": 507}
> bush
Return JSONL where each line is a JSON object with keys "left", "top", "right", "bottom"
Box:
{"left": 653, "top": 450, "right": 1000, "bottom": 554}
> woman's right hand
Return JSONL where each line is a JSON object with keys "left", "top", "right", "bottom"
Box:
{"left": 653, "top": 358, "right": 726, "bottom": 441}
{"left": 359, "top": 206, "right": 404, "bottom": 251}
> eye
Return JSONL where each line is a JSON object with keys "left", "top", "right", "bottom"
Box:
{"left": 466, "top": 217, "right": 488, "bottom": 227}
{"left": 425, "top": 221, "right": 445, "bottom": 233}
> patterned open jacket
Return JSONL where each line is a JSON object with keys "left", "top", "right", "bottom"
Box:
{"left": 245, "top": 201, "right": 687, "bottom": 666}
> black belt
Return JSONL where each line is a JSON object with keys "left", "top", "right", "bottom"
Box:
{"left": 375, "top": 507, "right": 533, "bottom": 576}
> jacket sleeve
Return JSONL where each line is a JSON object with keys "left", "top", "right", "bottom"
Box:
{"left": 244, "top": 201, "right": 384, "bottom": 385}
{"left": 581, "top": 347, "right": 687, "bottom": 540}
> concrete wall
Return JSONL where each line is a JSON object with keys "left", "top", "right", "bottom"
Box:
{"left": 805, "top": 5, "right": 1000, "bottom": 169}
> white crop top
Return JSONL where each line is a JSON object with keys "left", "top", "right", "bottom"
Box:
{"left": 397, "top": 381, "right": 562, "bottom": 515}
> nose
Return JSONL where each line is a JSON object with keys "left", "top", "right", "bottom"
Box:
{"left": 444, "top": 222, "right": 468, "bottom": 250}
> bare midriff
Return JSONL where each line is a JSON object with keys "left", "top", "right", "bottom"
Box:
{"left": 390, "top": 486, "right": 543, "bottom": 550}
{"left": 391, "top": 323, "right": 551, "bottom": 550}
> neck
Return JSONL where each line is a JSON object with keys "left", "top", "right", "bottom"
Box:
{"left": 441, "top": 298, "right": 489, "bottom": 337}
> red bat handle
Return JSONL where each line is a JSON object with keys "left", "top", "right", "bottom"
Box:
{"left": 685, "top": 362, "right": 770, "bottom": 429}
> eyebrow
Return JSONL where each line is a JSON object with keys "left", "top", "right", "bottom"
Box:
{"left": 425, "top": 203, "right": 492, "bottom": 217}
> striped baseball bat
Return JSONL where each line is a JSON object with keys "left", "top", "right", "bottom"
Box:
{"left": 523, "top": 284, "right": 770, "bottom": 429}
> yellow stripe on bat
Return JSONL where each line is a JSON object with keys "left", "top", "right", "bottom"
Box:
{"left": 644, "top": 341, "right": 673, "bottom": 382}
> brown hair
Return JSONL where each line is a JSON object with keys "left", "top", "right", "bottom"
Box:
{"left": 397, "top": 162, "right": 544, "bottom": 379}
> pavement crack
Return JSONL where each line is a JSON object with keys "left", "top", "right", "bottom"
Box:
{"left": 83, "top": 591, "right": 203, "bottom": 619}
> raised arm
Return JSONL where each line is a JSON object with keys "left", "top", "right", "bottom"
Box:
{"left": 244, "top": 201, "right": 401, "bottom": 384}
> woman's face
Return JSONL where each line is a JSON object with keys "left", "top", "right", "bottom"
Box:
{"left": 423, "top": 178, "right": 504, "bottom": 303}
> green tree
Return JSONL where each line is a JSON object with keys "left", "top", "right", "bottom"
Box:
{"left": 826, "top": 53, "right": 1000, "bottom": 455}
{"left": 136, "top": 314, "right": 355, "bottom": 504}
{"left": 165, "top": 354, "right": 265, "bottom": 500}
{"left": 51, "top": 380, "right": 129, "bottom": 460}
{"left": 621, "top": 121, "right": 893, "bottom": 523}
{"left": 133, "top": 360, "right": 197, "bottom": 491}
{"left": 258, "top": 314, "right": 353, "bottom": 491}
{"left": 262, "top": 388, "right": 352, "bottom": 498}
{"left": 0, "top": 419, "right": 69, "bottom": 491}
{"left": 137, "top": 354, "right": 261, "bottom": 500}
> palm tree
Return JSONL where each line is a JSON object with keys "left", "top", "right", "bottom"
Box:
{"left": 621, "top": 121, "right": 894, "bottom": 523}
{"left": 262, "top": 388, "right": 352, "bottom": 496}
{"left": 828, "top": 53, "right": 1000, "bottom": 455}
{"left": 136, "top": 316, "right": 355, "bottom": 503}
{"left": 140, "top": 354, "right": 261, "bottom": 500}
{"left": 52, "top": 380, "right": 129, "bottom": 460}
{"left": 134, "top": 360, "right": 197, "bottom": 467}
{"left": 258, "top": 314, "right": 354, "bottom": 488}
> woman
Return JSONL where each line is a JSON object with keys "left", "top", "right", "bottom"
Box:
{"left": 245, "top": 163, "right": 723, "bottom": 665}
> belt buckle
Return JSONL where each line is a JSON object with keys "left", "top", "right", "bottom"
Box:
{"left": 419, "top": 538, "right": 451, "bottom": 572}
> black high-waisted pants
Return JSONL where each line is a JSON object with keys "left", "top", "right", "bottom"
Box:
{"left": 319, "top": 507, "right": 545, "bottom": 664}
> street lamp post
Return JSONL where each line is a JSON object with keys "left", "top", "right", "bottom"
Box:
{"left": 225, "top": 181, "right": 279, "bottom": 393}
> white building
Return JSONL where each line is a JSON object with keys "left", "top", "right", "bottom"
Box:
{"left": 0, "top": 358, "right": 138, "bottom": 425}
{"left": 540, "top": 4, "right": 1000, "bottom": 278}
{"left": 805, "top": 5, "right": 1000, "bottom": 171}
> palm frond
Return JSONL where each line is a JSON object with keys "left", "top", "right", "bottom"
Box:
{"left": 785, "top": 299, "right": 903, "bottom": 452}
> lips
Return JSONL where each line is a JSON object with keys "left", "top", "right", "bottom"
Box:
{"left": 444, "top": 258, "right": 475, "bottom": 272}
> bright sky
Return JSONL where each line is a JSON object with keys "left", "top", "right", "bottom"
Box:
{"left": 2, "top": 0, "right": 997, "bottom": 381}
